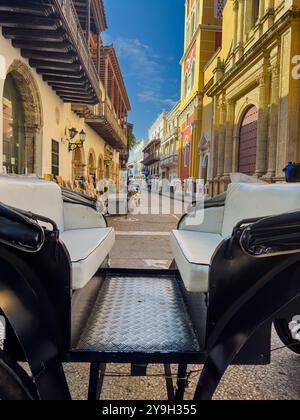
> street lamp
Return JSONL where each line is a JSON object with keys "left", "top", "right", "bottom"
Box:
{"left": 65, "top": 128, "right": 86, "bottom": 152}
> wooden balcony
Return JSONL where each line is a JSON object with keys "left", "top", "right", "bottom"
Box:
{"left": 142, "top": 151, "right": 161, "bottom": 166}
{"left": 0, "top": 0, "right": 100, "bottom": 104}
{"left": 72, "top": 101, "right": 128, "bottom": 150}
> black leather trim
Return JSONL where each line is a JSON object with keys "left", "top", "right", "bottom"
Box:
{"left": 0, "top": 203, "right": 45, "bottom": 252}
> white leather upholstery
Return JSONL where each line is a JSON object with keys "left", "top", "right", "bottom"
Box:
{"left": 222, "top": 183, "right": 300, "bottom": 237}
{"left": 173, "top": 182, "right": 300, "bottom": 293}
{"left": 170, "top": 230, "right": 223, "bottom": 293}
{"left": 0, "top": 176, "right": 115, "bottom": 289}
{"left": 180, "top": 206, "right": 224, "bottom": 234}
{"left": 63, "top": 203, "right": 107, "bottom": 230}
{"left": 61, "top": 228, "right": 115, "bottom": 290}
{"left": 0, "top": 177, "right": 65, "bottom": 231}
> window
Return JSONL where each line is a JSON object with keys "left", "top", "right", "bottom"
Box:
{"left": 191, "top": 60, "right": 196, "bottom": 88}
{"left": 214, "top": 0, "right": 226, "bottom": 19}
{"left": 186, "top": 113, "right": 190, "bottom": 127}
{"left": 184, "top": 72, "right": 188, "bottom": 97}
{"left": 51, "top": 139, "right": 59, "bottom": 177}
{"left": 191, "top": 12, "right": 195, "bottom": 36}
{"left": 253, "top": 0, "right": 260, "bottom": 25}
{"left": 184, "top": 141, "right": 190, "bottom": 168}
{"left": 196, "top": 1, "right": 200, "bottom": 26}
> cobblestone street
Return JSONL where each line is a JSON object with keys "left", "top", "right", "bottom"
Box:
{"left": 65, "top": 211, "right": 300, "bottom": 400}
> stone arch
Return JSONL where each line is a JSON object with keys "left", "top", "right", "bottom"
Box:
{"left": 3, "top": 60, "right": 42, "bottom": 174}
{"left": 87, "top": 148, "right": 96, "bottom": 183}
{"left": 72, "top": 147, "right": 86, "bottom": 181}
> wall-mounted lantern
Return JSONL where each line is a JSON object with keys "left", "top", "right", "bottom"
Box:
{"left": 62, "top": 128, "right": 86, "bottom": 152}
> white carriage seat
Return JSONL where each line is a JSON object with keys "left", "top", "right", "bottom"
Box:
{"left": 172, "top": 182, "right": 300, "bottom": 293}
{"left": 60, "top": 228, "right": 115, "bottom": 290}
{"left": 170, "top": 230, "right": 223, "bottom": 293}
{"left": 0, "top": 176, "right": 115, "bottom": 290}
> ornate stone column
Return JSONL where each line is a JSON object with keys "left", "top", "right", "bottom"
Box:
{"left": 233, "top": 1, "right": 239, "bottom": 50}
{"left": 223, "top": 100, "right": 235, "bottom": 178}
{"left": 259, "top": 0, "right": 265, "bottom": 20}
{"left": 256, "top": 60, "right": 270, "bottom": 177}
{"left": 237, "top": 1, "right": 245, "bottom": 44}
{"left": 265, "top": 0, "right": 274, "bottom": 11}
{"left": 217, "top": 96, "right": 226, "bottom": 178}
{"left": 266, "top": 62, "right": 279, "bottom": 178}
{"left": 236, "top": 0, "right": 245, "bottom": 59}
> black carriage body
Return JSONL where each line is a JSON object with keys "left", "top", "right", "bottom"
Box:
{"left": 1, "top": 201, "right": 300, "bottom": 400}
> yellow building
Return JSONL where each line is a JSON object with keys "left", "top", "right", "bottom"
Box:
{"left": 179, "top": 0, "right": 225, "bottom": 181}
{"left": 201, "top": 0, "right": 300, "bottom": 196}
{"left": 0, "top": 0, "right": 131, "bottom": 190}
{"left": 160, "top": 102, "right": 181, "bottom": 182}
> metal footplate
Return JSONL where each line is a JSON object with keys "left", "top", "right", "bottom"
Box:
{"left": 77, "top": 276, "right": 200, "bottom": 354}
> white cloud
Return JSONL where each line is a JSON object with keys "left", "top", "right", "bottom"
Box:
{"left": 138, "top": 90, "right": 177, "bottom": 107}
{"left": 104, "top": 35, "right": 178, "bottom": 108}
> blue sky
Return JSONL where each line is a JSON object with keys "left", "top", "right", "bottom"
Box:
{"left": 102, "top": 0, "right": 185, "bottom": 141}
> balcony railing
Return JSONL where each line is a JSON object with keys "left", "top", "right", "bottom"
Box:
{"left": 162, "top": 127, "right": 179, "bottom": 143}
{"left": 53, "top": 0, "right": 100, "bottom": 100}
{"left": 76, "top": 101, "right": 128, "bottom": 149}
{"left": 160, "top": 153, "right": 179, "bottom": 168}
{"left": 143, "top": 152, "right": 160, "bottom": 166}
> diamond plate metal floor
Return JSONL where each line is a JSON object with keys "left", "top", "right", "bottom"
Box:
{"left": 77, "top": 276, "right": 200, "bottom": 354}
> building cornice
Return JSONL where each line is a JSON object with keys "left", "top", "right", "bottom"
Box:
{"left": 179, "top": 91, "right": 203, "bottom": 116}
{"left": 207, "top": 9, "right": 300, "bottom": 97}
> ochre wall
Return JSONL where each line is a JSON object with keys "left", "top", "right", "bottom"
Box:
{"left": 0, "top": 31, "right": 119, "bottom": 182}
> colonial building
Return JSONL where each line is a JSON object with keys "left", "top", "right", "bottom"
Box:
{"left": 0, "top": 0, "right": 131, "bottom": 188}
{"left": 202, "top": 0, "right": 300, "bottom": 195}
{"left": 160, "top": 102, "right": 180, "bottom": 182}
{"left": 178, "top": 0, "right": 224, "bottom": 181}
{"left": 132, "top": 140, "right": 146, "bottom": 178}
{"left": 143, "top": 111, "right": 167, "bottom": 178}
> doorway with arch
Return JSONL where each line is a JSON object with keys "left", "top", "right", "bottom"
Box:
{"left": 2, "top": 61, "right": 42, "bottom": 174}
{"left": 238, "top": 105, "right": 258, "bottom": 176}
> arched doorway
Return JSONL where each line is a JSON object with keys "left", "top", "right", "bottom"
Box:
{"left": 87, "top": 149, "right": 96, "bottom": 185}
{"left": 72, "top": 148, "right": 86, "bottom": 181}
{"left": 2, "top": 61, "right": 42, "bottom": 174}
{"left": 238, "top": 105, "right": 258, "bottom": 176}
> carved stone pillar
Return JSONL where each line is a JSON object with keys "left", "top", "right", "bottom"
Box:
{"left": 237, "top": 0, "right": 245, "bottom": 45}
{"left": 256, "top": 61, "right": 270, "bottom": 176}
{"left": 233, "top": 1, "right": 239, "bottom": 50}
{"left": 266, "top": 62, "right": 279, "bottom": 178}
{"left": 223, "top": 100, "right": 235, "bottom": 177}
{"left": 259, "top": 0, "right": 265, "bottom": 19}
{"left": 217, "top": 96, "right": 226, "bottom": 178}
{"left": 236, "top": 0, "right": 245, "bottom": 59}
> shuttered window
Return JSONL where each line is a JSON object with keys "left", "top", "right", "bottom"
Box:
{"left": 51, "top": 139, "right": 59, "bottom": 177}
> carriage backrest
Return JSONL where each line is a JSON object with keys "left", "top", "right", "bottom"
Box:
{"left": 222, "top": 183, "right": 300, "bottom": 237}
{"left": 0, "top": 176, "right": 64, "bottom": 232}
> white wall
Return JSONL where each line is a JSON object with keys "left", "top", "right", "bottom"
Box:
{"left": 148, "top": 111, "right": 167, "bottom": 141}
